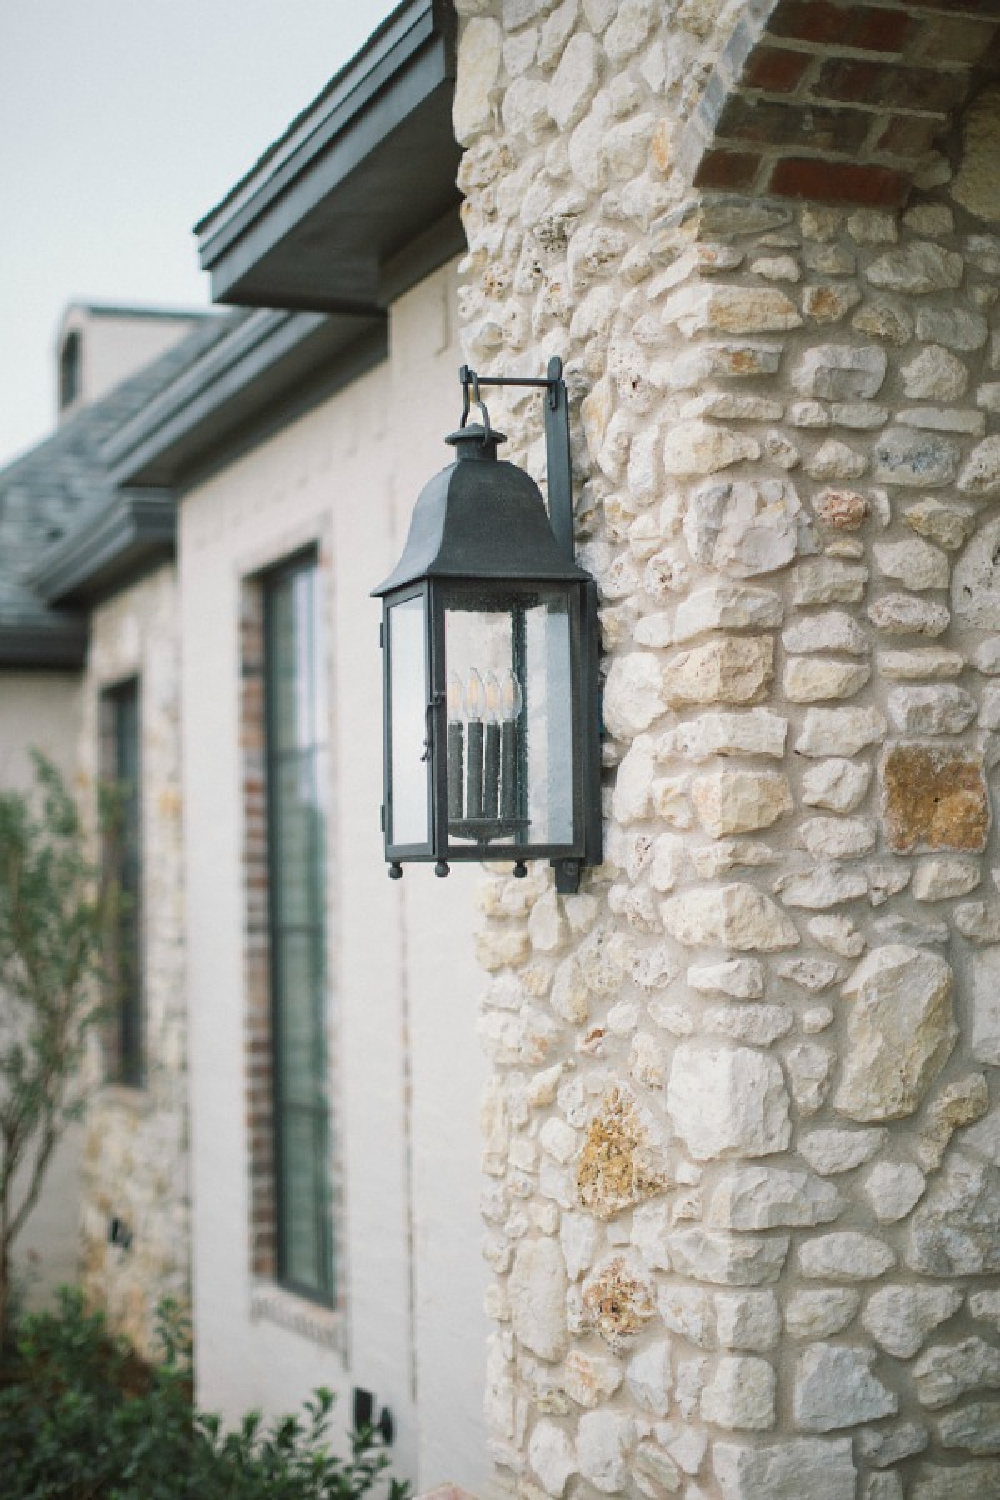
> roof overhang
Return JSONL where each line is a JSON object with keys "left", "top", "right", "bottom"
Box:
{"left": 0, "top": 614, "right": 87, "bottom": 670}
{"left": 195, "top": 0, "right": 463, "bottom": 313}
{"left": 29, "top": 489, "right": 176, "bottom": 608}
{"left": 105, "top": 308, "right": 386, "bottom": 489}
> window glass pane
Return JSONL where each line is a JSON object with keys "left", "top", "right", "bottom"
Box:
{"left": 443, "top": 589, "right": 575, "bottom": 850}
{"left": 264, "top": 556, "right": 333, "bottom": 1303}
{"left": 388, "top": 593, "right": 429, "bottom": 848}
{"left": 103, "top": 679, "right": 142, "bottom": 1088}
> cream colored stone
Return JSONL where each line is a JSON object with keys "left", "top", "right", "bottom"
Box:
{"left": 714, "top": 1438, "right": 856, "bottom": 1500}
{"left": 708, "top": 1166, "right": 841, "bottom": 1231}
{"left": 509, "top": 1237, "right": 569, "bottom": 1361}
{"left": 835, "top": 946, "right": 956, "bottom": 1122}
{"left": 666, "top": 1043, "right": 791, "bottom": 1160}
{"left": 799, "top": 1232, "right": 896, "bottom": 1280}
{"left": 690, "top": 770, "right": 792, "bottom": 838}
{"left": 530, "top": 1420, "right": 578, "bottom": 1496}
{"left": 672, "top": 583, "right": 783, "bottom": 642}
{"left": 683, "top": 478, "right": 804, "bottom": 578}
{"left": 874, "top": 539, "right": 950, "bottom": 592}
{"left": 548, "top": 31, "right": 598, "bottom": 132}
{"left": 604, "top": 654, "right": 666, "bottom": 739}
{"left": 661, "top": 421, "right": 760, "bottom": 477}
{"left": 913, "top": 859, "right": 981, "bottom": 902}
{"left": 863, "top": 1161, "right": 927, "bottom": 1223}
{"left": 868, "top": 593, "right": 950, "bottom": 636}
{"left": 958, "top": 435, "right": 1000, "bottom": 496}
{"left": 864, "top": 1286, "right": 963, "bottom": 1360}
{"left": 877, "top": 648, "right": 965, "bottom": 680}
{"left": 902, "top": 347, "right": 969, "bottom": 401}
{"left": 701, "top": 1357, "right": 776, "bottom": 1431}
{"left": 800, "top": 1127, "right": 886, "bottom": 1176}
{"left": 660, "top": 284, "right": 802, "bottom": 337}
{"left": 454, "top": 18, "right": 502, "bottom": 144}
{"left": 786, "top": 1290, "right": 860, "bottom": 1340}
{"left": 801, "top": 757, "right": 871, "bottom": 812}
{"left": 661, "top": 884, "right": 799, "bottom": 952}
{"left": 794, "top": 705, "right": 886, "bottom": 757}
{"left": 867, "top": 243, "right": 963, "bottom": 294}
{"left": 951, "top": 84, "right": 1000, "bottom": 223}
{"left": 794, "top": 1345, "right": 897, "bottom": 1431}
{"left": 663, "top": 636, "right": 773, "bottom": 708}
{"left": 784, "top": 657, "right": 871, "bottom": 703}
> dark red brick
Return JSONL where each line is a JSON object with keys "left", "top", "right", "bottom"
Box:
{"left": 875, "top": 114, "right": 942, "bottom": 159}
{"left": 717, "top": 95, "right": 871, "bottom": 153}
{"left": 743, "top": 45, "right": 812, "bottom": 93}
{"left": 693, "top": 149, "right": 763, "bottom": 191}
{"left": 769, "top": 0, "right": 912, "bottom": 50}
{"left": 815, "top": 58, "right": 964, "bottom": 114}
{"left": 916, "top": 0, "right": 1000, "bottom": 15}
{"left": 911, "top": 15, "right": 999, "bottom": 65}
{"left": 768, "top": 156, "right": 909, "bottom": 207}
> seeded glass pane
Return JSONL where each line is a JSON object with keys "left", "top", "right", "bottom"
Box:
{"left": 388, "top": 593, "right": 430, "bottom": 847}
{"left": 264, "top": 557, "right": 333, "bottom": 1303}
{"left": 444, "top": 589, "right": 574, "bottom": 849}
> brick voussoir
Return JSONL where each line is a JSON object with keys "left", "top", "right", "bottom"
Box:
{"left": 813, "top": 56, "right": 967, "bottom": 114}
{"left": 716, "top": 95, "right": 872, "bottom": 153}
{"left": 768, "top": 0, "right": 915, "bottom": 54}
{"left": 767, "top": 155, "right": 910, "bottom": 206}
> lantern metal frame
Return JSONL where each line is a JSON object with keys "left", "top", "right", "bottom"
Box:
{"left": 373, "top": 358, "right": 602, "bottom": 894}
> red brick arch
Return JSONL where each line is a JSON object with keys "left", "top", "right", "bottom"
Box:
{"left": 678, "top": 0, "right": 1000, "bottom": 208}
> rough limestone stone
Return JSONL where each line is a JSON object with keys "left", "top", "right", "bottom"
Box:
{"left": 501, "top": 75, "right": 551, "bottom": 142}
{"left": 800, "top": 1127, "right": 886, "bottom": 1176}
{"left": 794, "top": 706, "right": 886, "bottom": 757}
{"left": 863, "top": 1286, "right": 963, "bottom": 1359}
{"left": 793, "top": 558, "right": 868, "bottom": 605}
{"left": 913, "top": 1337, "right": 1000, "bottom": 1410}
{"left": 799, "top": 816, "right": 875, "bottom": 859}
{"left": 878, "top": 648, "right": 965, "bottom": 680}
{"left": 715, "top": 1292, "right": 780, "bottom": 1353}
{"left": 661, "top": 421, "right": 760, "bottom": 477}
{"left": 707, "top": 1166, "right": 841, "bottom": 1230}
{"left": 951, "top": 81, "right": 1000, "bottom": 221}
{"left": 916, "top": 305, "right": 988, "bottom": 351}
{"left": 938, "top": 1402, "right": 1000, "bottom": 1455}
{"left": 701, "top": 1357, "right": 776, "bottom": 1430}
{"left": 633, "top": 1440, "right": 682, "bottom": 1493}
{"left": 794, "top": 1345, "right": 898, "bottom": 1431}
{"left": 913, "top": 858, "right": 980, "bottom": 902}
{"left": 794, "top": 345, "right": 887, "bottom": 400}
{"left": 576, "top": 1088, "right": 665, "bottom": 1218}
{"left": 907, "top": 1153, "right": 1000, "bottom": 1276}
{"left": 683, "top": 479, "right": 803, "bottom": 578}
{"left": 530, "top": 1420, "right": 578, "bottom": 1496}
{"left": 864, "top": 1161, "right": 927, "bottom": 1222}
{"left": 454, "top": 19, "right": 502, "bottom": 143}
{"left": 918, "top": 1074, "right": 989, "bottom": 1171}
{"left": 905, "top": 500, "right": 977, "bottom": 552}
{"left": 687, "top": 958, "right": 764, "bottom": 1000}
{"left": 548, "top": 31, "right": 598, "bottom": 132}
{"left": 657, "top": 1284, "right": 714, "bottom": 1348}
{"left": 576, "top": 1410, "right": 634, "bottom": 1493}
{"left": 858, "top": 1420, "right": 929, "bottom": 1469}
{"left": 958, "top": 436, "right": 1000, "bottom": 495}
{"left": 660, "top": 884, "right": 799, "bottom": 952}
{"left": 604, "top": 653, "right": 667, "bottom": 738}
{"left": 971, "top": 947, "right": 1000, "bottom": 1065}
{"left": 801, "top": 758, "right": 871, "bottom": 813}
{"left": 582, "top": 1255, "right": 656, "bottom": 1348}
{"left": 786, "top": 1290, "right": 860, "bottom": 1339}
{"left": 612, "top": 733, "right": 657, "bottom": 823}
{"left": 509, "top": 1238, "right": 569, "bottom": 1361}
{"left": 704, "top": 1004, "right": 793, "bottom": 1047}
{"left": 778, "top": 863, "right": 868, "bottom": 909}
{"left": 799, "top": 1232, "right": 896, "bottom": 1280}
{"left": 660, "top": 284, "right": 802, "bottom": 338}
{"left": 868, "top": 594, "right": 950, "bottom": 635}
{"left": 887, "top": 686, "right": 978, "bottom": 736}
{"left": 912, "top": 1461, "right": 1000, "bottom": 1499}
{"left": 812, "top": 488, "right": 867, "bottom": 530}
{"left": 873, "top": 429, "right": 959, "bottom": 488}
{"left": 561, "top": 1348, "right": 624, "bottom": 1409}
{"left": 866, "top": 243, "right": 964, "bottom": 294}
{"left": 672, "top": 583, "right": 783, "bottom": 642}
{"left": 662, "top": 636, "right": 773, "bottom": 708}
{"left": 835, "top": 946, "right": 955, "bottom": 1122}
{"left": 665, "top": 1044, "right": 791, "bottom": 1161}
{"left": 671, "top": 710, "right": 787, "bottom": 761}
{"left": 881, "top": 745, "right": 989, "bottom": 853}
{"left": 874, "top": 539, "right": 950, "bottom": 592}
{"left": 784, "top": 658, "right": 871, "bottom": 703}
{"left": 714, "top": 1438, "right": 856, "bottom": 1500}
{"left": 690, "top": 770, "right": 793, "bottom": 837}
{"left": 782, "top": 611, "right": 868, "bottom": 656}
{"left": 666, "top": 1228, "right": 789, "bottom": 1287}
{"left": 954, "top": 517, "right": 1000, "bottom": 627}
{"left": 626, "top": 1340, "right": 672, "bottom": 1416}
{"left": 902, "top": 346, "right": 969, "bottom": 401}
{"left": 785, "top": 1042, "right": 835, "bottom": 1115}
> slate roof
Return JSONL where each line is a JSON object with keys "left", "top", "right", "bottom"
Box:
{"left": 0, "top": 311, "right": 238, "bottom": 666}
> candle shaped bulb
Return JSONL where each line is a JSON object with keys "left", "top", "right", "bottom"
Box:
{"left": 500, "top": 668, "right": 521, "bottom": 822}
{"left": 483, "top": 672, "right": 501, "bottom": 821}
{"left": 500, "top": 668, "right": 522, "bottom": 721}
{"left": 446, "top": 672, "right": 464, "bottom": 823}
{"left": 465, "top": 669, "right": 485, "bottom": 821}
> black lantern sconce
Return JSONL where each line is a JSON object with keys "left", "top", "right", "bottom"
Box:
{"left": 372, "top": 358, "right": 602, "bottom": 894}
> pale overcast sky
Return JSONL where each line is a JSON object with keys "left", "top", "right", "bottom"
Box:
{"left": 0, "top": 0, "right": 398, "bottom": 465}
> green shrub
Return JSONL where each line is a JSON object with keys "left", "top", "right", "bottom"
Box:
{"left": 0, "top": 1289, "right": 407, "bottom": 1500}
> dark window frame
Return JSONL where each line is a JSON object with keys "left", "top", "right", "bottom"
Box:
{"left": 101, "top": 676, "right": 143, "bottom": 1089}
{"left": 262, "top": 550, "right": 334, "bottom": 1307}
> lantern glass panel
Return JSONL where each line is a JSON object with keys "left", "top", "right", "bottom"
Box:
{"left": 442, "top": 587, "right": 575, "bottom": 853}
{"left": 387, "top": 591, "right": 431, "bottom": 849}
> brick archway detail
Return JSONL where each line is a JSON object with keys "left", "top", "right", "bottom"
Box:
{"left": 678, "top": 0, "right": 1000, "bottom": 208}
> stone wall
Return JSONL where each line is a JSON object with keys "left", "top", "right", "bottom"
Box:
{"left": 455, "top": 2, "right": 1000, "bottom": 1496}
{"left": 79, "top": 564, "right": 189, "bottom": 1360}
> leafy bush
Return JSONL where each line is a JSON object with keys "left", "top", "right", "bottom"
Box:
{"left": 0, "top": 1289, "right": 407, "bottom": 1500}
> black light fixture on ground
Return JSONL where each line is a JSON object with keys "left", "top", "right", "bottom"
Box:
{"left": 372, "top": 358, "right": 602, "bottom": 894}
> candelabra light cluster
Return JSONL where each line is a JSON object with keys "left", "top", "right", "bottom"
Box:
{"left": 447, "top": 667, "right": 524, "bottom": 836}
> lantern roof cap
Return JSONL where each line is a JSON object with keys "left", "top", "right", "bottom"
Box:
{"left": 372, "top": 428, "right": 590, "bottom": 596}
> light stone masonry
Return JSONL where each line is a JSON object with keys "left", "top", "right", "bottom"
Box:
{"left": 456, "top": 3, "right": 1000, "bottom": 1494}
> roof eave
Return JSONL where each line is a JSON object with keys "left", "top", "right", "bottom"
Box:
{"left": 29, "top": 490, "right": 176, "bottom": 608}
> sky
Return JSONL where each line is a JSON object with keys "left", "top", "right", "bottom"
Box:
{"left": 0, "top": 0, "right": 398, "bottom": 466}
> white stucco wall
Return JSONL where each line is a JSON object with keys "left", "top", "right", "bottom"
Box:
{"left": 180, "top": 260, "right": 490, "bottom": 1492}
{"left": 0, "top": 671, "right": 83, "bottom": 1306}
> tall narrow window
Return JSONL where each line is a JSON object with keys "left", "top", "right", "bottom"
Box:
{"left": 102, "top": 679, "right": 142, "bottom": 1087}
{"left": 59, "top": 331, "right": 81, "bottom": 411}
{"left": 263, "top": 556, "right": 333, "bottom": 1304}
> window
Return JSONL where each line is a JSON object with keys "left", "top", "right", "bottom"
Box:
{"left": 262, "top": 556, "right": 333, "bottom": 1304}
{"left": 59, "top": 331, "right": 81, "bottom": 411}
{"left": 102, "top": 678, "right": 142, "bottom": 1088}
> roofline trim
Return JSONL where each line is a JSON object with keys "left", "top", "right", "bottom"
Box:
{"left": 0, "top": 618, "right": 88, "bottom": 670}
{"left": 28, "top": 490, "right": 176, "bottom": 608}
